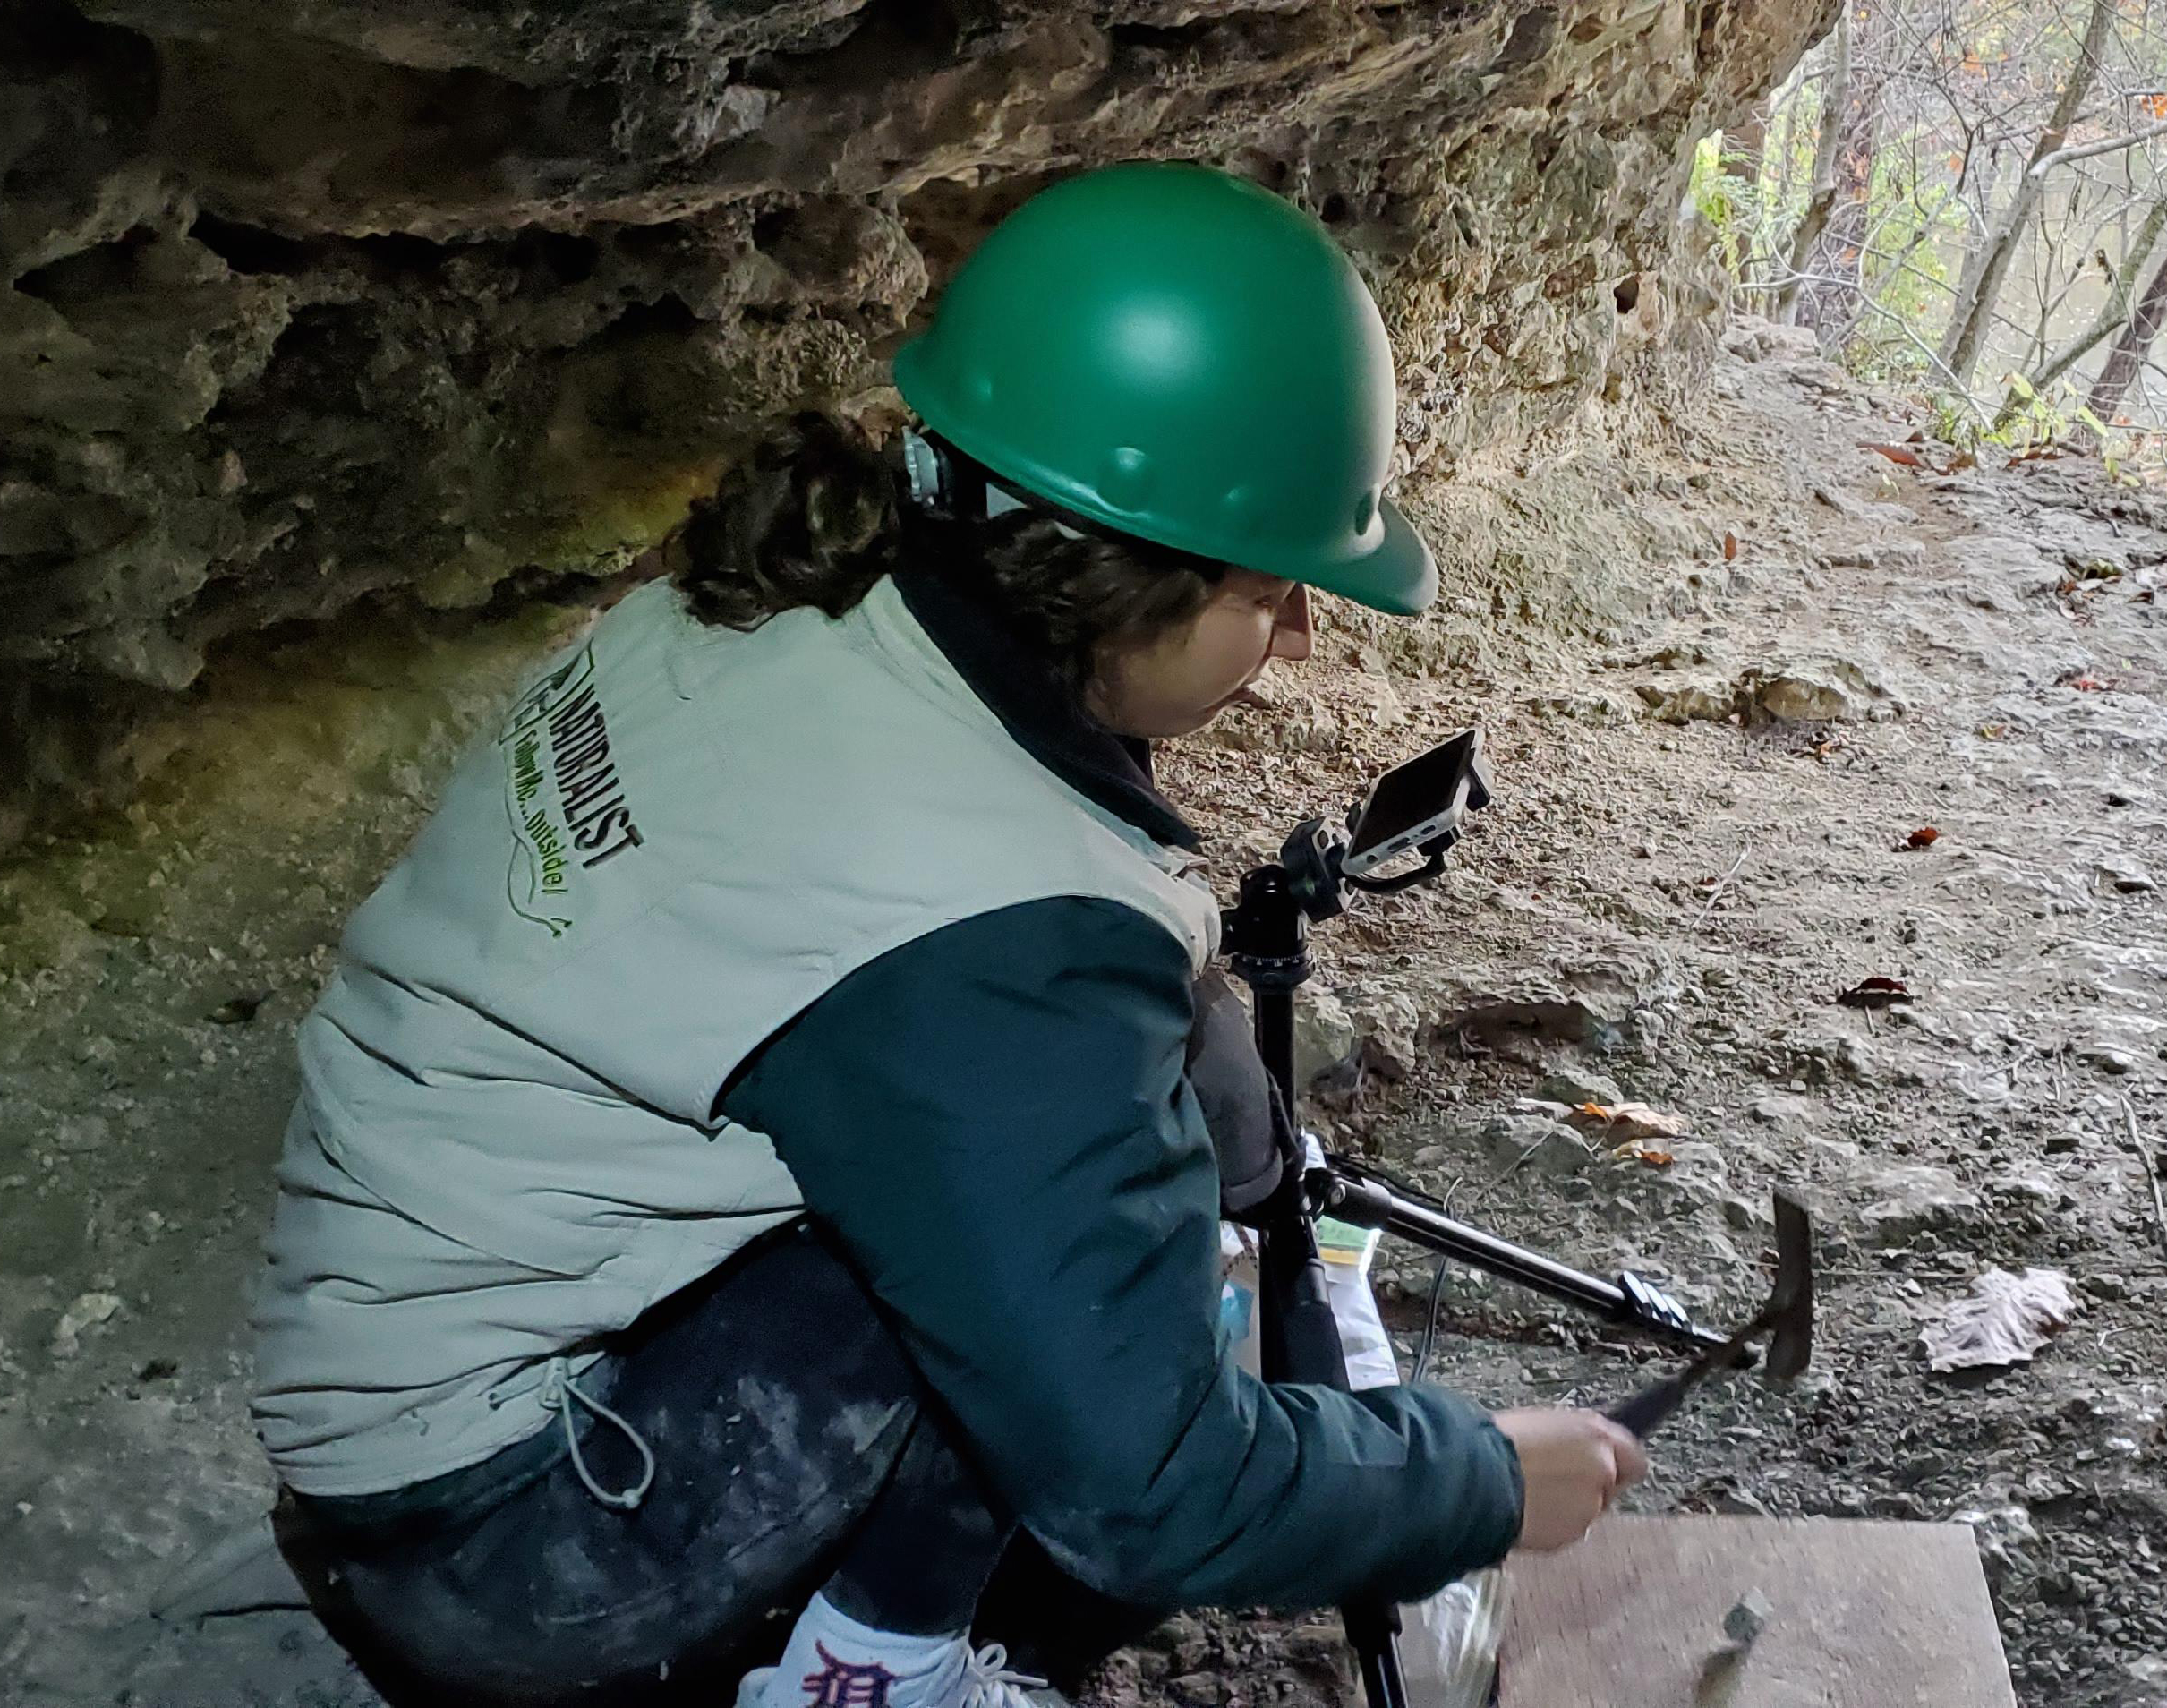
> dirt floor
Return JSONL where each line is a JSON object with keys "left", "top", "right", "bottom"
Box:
{"left": 3, "top": 324, "right": 2163, "bottom": 1706}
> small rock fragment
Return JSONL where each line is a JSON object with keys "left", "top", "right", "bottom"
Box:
{"left": 209, "top": 989, "right": 272, "bottom": 1025}
{"left": 1537, "top": 1069, "right": 1625, "bottom": 1108}
{"left": 1480, "top": 1115, "right": 1594, "bottom": 1174}
{"left": 51, "top": 1292, "right": 123, "bottom": 1359}
{"left": 1293, "top": 987, "right": 1361, "bottom": 1089}
{"left": 2095, "top": 854, "right": 2155, "bottom": 894}
{"left": 1635, "top": 673, "right": 1739, "bottom": 724}
{"left": 1853, "top": 1163, "right": 1982, "bottom": 1245}
{"left": 1722, "top": 1589, "right": 1773, "bottom": 1649}
{"left": 1745, "top": 655, "right": 1885, "bottom": 723}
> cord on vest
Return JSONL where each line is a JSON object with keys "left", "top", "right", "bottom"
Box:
{"left": 540, "top": 1355, "right": 656, "bottom": 1512}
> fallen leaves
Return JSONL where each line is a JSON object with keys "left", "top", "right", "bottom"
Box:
{"left": 1723, "top": 530, "right": 1739, "bottom": 562}
{"left": 1921, "top": 1268, "right": 2076, "bottom": 1373}
{"left": 1838, "top": 976, "right": 1914, "bottom": 1010}
{"left": 1509, "top": 1097, "right": 1693, "bottom": 1166}
{"left": 1856, "top": 434, "right": 1984, "bottom": 478}
{"left": 1900, "top": 825, "right": 1940, "bottom": 850}
{"left": 1568, "top": 1100, "right": 1692, "bottom": 1143}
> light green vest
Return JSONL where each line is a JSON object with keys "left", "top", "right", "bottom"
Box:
{"left": 253, "top": 576, "right": 1219, "bottom": 1497}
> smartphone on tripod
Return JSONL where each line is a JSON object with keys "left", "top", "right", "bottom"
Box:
{"left": 1341, "top": 729, "right": 1489, "bottom": 879}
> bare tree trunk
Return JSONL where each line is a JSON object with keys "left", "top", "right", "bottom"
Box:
{"left": 1997, "top": 194, "right": 2167, "bottom": 427}
{"left": 1941, "top": 148, "right": 2006, "bottom": 347}
{"left": 1939, "top": 0, "right": 2118, "bottom": 386}
{"left": 1776, "top": 8, "right": 1852, "bottom": 326}
{"left": 2084, "top": 242, "right": 2167, "bottom": 424}
{"left": 1754, "top": 67, "right": 1808, "bottom": 315}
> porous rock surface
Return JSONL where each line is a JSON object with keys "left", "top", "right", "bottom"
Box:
{"left": 1, "top": 0, "right": 1834, "bottom": 839}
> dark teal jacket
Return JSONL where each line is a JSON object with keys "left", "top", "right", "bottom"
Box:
{"left": 721, "top": 572, "right": 1523, "bottom": 1612}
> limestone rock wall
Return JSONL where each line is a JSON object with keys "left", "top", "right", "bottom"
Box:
{"left": 1, "top": 0, "right": 1835, "bottom": 841}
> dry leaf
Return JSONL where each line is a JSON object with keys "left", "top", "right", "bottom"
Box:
{"left": 1903, "top": 825, "right": 1940, "bottom": 850}
{"left": 1570, "top": 1101, "right": 1691, "bottom": 1142}
{"left": 1921, "top": 1268, "right": 2075, "bottom": 1373}
{"left": 1838, "top": 976, "right": 1913, "bottom": 1010}
{"left": 1723, "top": 530, "right": 1738, "bottom": 561}
{"left": 1864, "top": 442, "right": 1927, "bottom": 468}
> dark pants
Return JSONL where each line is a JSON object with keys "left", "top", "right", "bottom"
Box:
{"left": 277, "top": 1224, "right": 1162, "bottom": 1706}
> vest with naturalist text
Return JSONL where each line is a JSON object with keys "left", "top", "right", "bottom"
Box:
{"left": 252, "top": 575, "right": 1220, "bottom": 1497}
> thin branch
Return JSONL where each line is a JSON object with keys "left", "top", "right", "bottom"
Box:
{"left": 1694, "top": 842, "right": 1753, "bottom": 929}
{"left": 2028, "top": 115, "right": 2167, "bottom": 180}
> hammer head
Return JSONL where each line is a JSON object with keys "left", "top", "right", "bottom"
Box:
{"left": 1763, "top": 1191, "right": 1814, "bottom": 1381}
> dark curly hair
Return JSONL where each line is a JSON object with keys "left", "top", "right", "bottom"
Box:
{"left": 670, "top": 413, "right": 1224, "bottom": 695}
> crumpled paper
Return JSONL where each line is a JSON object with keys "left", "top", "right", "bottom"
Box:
{"left": 1921, "top": 1268, "right": 2077, "bottom": 1373}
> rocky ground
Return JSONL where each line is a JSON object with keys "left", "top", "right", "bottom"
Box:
{"left": 3, "top": 324, "right": 2163, "bottom": 1706}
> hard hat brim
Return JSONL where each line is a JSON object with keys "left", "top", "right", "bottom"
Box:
{"left": 1269, "top": 497, "right": 1438, "bottom": 617}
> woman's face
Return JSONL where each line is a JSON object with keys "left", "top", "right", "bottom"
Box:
{"left": 1087, "top": 569, "right": 1315, "bottom": 739}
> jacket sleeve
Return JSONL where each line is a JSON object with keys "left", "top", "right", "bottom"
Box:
{"left": 721, "top": 895, "right": 1523, "bottom": 1610}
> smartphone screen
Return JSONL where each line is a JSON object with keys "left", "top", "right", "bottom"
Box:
{"left": 1346, "top": 730, "right": 1480, "bottom": 865}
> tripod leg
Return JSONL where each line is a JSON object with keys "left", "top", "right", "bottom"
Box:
{"left": 1345, "top": 1602, "right": 1410, "bottom": 1708}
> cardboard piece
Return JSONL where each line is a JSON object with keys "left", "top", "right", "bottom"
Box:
{"left": 1498, "top": 1516, "right": 2018, "bottom": 1707}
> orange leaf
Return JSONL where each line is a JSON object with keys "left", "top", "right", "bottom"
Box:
{"left": 1723, "top": 530, "right": 1739, "bottom": 560}
{"left": 1637, "top": 1150, "right": 1676, "bottom": 1168}
{"left": 1864, "top": 441, "right": 1927, "bottom": 467}
{"left": 1946, "top": 152, "right": 1966, "bottom": 172}
{"left": 1961, "top": 50, "right": 1984, "bottom": 75}
{"left": 1904, "top": 825, "right": 1940, "bottom": 850}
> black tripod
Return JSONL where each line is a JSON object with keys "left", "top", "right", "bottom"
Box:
{"left": 1220, "top": 811, "right": 1733, "bottom": 1708}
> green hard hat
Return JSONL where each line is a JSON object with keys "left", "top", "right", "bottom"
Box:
{"left": 892, "top": 161, "right": 1436, "bottom": 615}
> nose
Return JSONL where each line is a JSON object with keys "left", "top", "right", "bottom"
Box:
{"left": 1270, "top": 584, "right": 1314, "bottom": 662}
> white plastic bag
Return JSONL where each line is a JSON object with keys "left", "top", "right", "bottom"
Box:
{"left": 1400, "top": 1567, "right": 1508, "bottom": 1708}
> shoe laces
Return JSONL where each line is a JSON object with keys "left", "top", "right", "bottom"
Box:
{"left": 957, "top": 1644, "right": 1049, "bottom": 1708}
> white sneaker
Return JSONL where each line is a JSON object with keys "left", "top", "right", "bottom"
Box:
{"left": 954, "top": 1643, "right": 1062, "bottom": 1708}
{"left": 734, "top": 1594, "right": 1065, "bottom": 1708}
